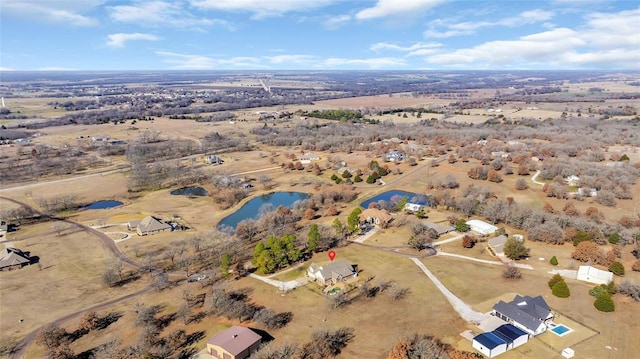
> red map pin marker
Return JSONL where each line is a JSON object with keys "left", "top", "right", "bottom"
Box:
{"left": 328, "top": 250, "right": 336, "bottom": 261}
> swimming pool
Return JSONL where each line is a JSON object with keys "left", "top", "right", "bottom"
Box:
{"left": 549, "top": 323, "right": 573, "bottom": 337}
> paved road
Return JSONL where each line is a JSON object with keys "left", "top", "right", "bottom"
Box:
{"left": 350, "top": 227, "right": 379, "bottom": 243}
{"left": 432, "top": 232, "right": 464, "bottom": 246}
{"left": 410, "top": 257, "right": 489, "bottom": 324}
{"left": 248, "top": 273, "right": 305, "bottom": 291}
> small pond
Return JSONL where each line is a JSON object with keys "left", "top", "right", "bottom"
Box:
{"left": 360, "top": 190, "right": 431, "bottom": 209}
{"left": 170, "top": 186, "right": 209, "bottom": 196}
{"left": 217, "top": 191, "right": 310, "bottom": 230}
{"left": 85, "top": 200, "right": 123, "bottom": 210}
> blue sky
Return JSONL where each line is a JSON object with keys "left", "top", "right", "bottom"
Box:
{"left": 1, "top": 0, "right": 638, "bottom": 71}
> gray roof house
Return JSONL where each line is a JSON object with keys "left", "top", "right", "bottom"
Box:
{"left": 307, "top": 260, "right": 357, "bottom": 286}
{"left": 488, "top": 235, "right": 509, "bottom": 257}
{"left": 385, "top": 150, "right": 405, "bottom": 162}
{"left": 0, "top": 247, "right": 31, "bottom": 271}
{"left": 131, "top": 216, "right": 172, "bottom": 236}
{"left": 492, "top": 295, "right": 553, "bottom": 336}
{"left": 206, "top": 155, "right": 224, "bottom": 165}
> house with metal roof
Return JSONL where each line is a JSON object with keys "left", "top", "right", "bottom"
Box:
{"left": 488, "top": 235, "right": 508, "bottom": 257}
{"left": 577, "top": 265, "right": 613, "bottom": 285}
{"left": 473, "top": 324, "right": 529, "bottom": 358}
{"left": 206, "top": 326, "right": 262, "bottom": 359}
{"left": 467, "top": 219, "right": 498, "bottom": 236}
{"left": 492, "top": 295, "right": 553, "bottom": 336}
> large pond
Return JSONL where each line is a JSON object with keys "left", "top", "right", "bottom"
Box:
{"left": 85, "top": 200, "right": 123, "bottom": 210}
{"left": 170, "top": 186, "right": 209, "bottom": 196}
{"left": 217, "top": 191, "right": 310, "bottom": 230}
{"left": 360, "top": 190, "right": 431, "bottom": 209}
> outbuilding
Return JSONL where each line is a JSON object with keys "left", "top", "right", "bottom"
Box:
{"left": 467, "top": 219, "right": 498, "bottom": 236}
{"left": 577, "top": 265, "right": 613, "bottom": 285}
{"left": 473, "top": 332, "right": 507, "bottom": 358}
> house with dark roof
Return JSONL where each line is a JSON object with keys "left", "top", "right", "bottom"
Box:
{"left": 472, "top": 324, "right": 529, "bottom": 358}
{"left": 129, "top": 216, "right": 172, "bottom": 236}
{"left": 307, "top": 260, "right": 357, "bottom": 286}
{"left": 206, "top": 326, "right": 262, "bottom": 359}
{"left": 0, "top": 247, "right": 31, "bottom": 271}
{"left": 206, "top": 155, "right": 224, "bottom": 165}
{"left": 492, "top": 295, "right": 553, "bottom": 336}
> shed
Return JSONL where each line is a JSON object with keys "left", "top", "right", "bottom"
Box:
{"left": 577, "top": 265, "right": 613, "bottom": 285}
{"left": 472, "top": 332, "right": 507, "bottom": 358}
{"left": 467, "top": 219, "right": 498, "bottom": 236}
{"left": 493, "top": 324, "right": 529, "bottom": 348}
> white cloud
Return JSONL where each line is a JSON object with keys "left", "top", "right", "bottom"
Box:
{"left": 370, "top": 42, "right": 441, "bottom": 52}
{"left": 324, "top": 14, "right": 351, "bottom": 29}
{"left": 108, "top": 1, "right": 235, "bottom": 30}
{"left": 156, "top": 51, "right": 264, "bottom": 69}
{"left": 0, "top": 67, "right": 15, "bottom": 71}
{"left": 107, "top": 33, "right": 160, "bottom": 48}
{"left": 582, "top": 8, "right": 640, "bottom": 49}
{"left": 1, "top": 0, "right": 103, "bottom": 26}
{"left": 190, "top": 0, "right": 336, "bottom": 18}
{"left": 322, "top": 57, "right": 406, "bottom": 69}
{"left": 266, "top": 55, "right": 318, "bottom": 65}
{"left": 424, "top": 9, "right": 554, "bottom": 38}
{"left": 356, "top": 0, "right": 446, "bottom": 20}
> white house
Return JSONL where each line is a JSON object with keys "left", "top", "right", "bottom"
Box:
{"left": 577, "top": 266, "right": 613, "bottom": 285}
{"left": 467, "top": 219, "right": 498, "bottom": 236}
{"left": 385, "top": 150, "right": 405, "bottom": 162}
{"left": 492, "top": 295, "right": 553, "bottom": 337}
{"left": 472, "top": 324, "right": 528, "bottom": 358}
{"left": 403, "top": 203, "right": 424, "bottom": 212}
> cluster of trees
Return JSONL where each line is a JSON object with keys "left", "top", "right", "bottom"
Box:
{"left": 571, "top": 241, "right": 621, "bottom": 267}
{"left": 387, "top": 333, "right": 482, "bottom": 359}
{"left": 252, "top": 234, "right": 302, "bottom": 274}
{"left": 548, "top": 274, "right": 570, "bottom": 298}
{"left": 252, "top": 327, "right": 354, "bottom": 359}
{"left": 590, "top": 283, "right": 616, "bottom": 312}
{"left": 208, "top": 285, "right": 292, "bottom": 328}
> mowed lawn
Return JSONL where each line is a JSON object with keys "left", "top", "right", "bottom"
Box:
{"left": 0, "top": 221, "right": 148, "bottom": 344}
{"left": 232, "top": 245, "right": 467, "bottom": 358}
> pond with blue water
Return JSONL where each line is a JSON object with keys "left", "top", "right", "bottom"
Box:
{"left": 85, "top": 200, "right": 123, "bottom": 210}
{"left": 170, "top": 186, "right": 209, "bottom": 196}
{"left": 360, "top": 190, "right": 431, "bottom": 209}
{"left": 217, "top": 191, "right": 310, "bottom": 230}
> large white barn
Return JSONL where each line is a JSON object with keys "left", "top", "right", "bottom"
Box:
{"left": 467, "top": 219, "right": 498, "bottom": 235}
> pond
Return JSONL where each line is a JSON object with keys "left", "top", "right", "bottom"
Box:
{"left": 360, "top": 190, "right": 431, "bottom": 209}
{"left": 170, "top": 186, "right": 209, "bottom": 196}
{"left": 85, "top": 200, "right": 123, "bottom": 210}
{"left": 217, "top": 191, "right": 310, "bottom": 230}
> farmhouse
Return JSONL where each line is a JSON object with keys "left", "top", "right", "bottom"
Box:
{"left": 299, "top": 152, "right": 320, "bottom": 161}
{"left": 577, "top": 187, "right": 597, "bottom": 197}
{"left": 577, "top": 265, "right": 613, "bottom": 285}
{"left": 467, "top": 219, "right": 498, "bottom": 236}
{"left": 359, "top": 208, "right": 393, "bottom": 227}
{"left": 472, "top": 324, "right": 529, "bottom": 358}
{"left": 206, "top": 326, "right": 262, "bottom": 359}
{"left": 307, "top": 260, "right": 357, "bottom": 286}
{"left": 492, "top": 295, "right": 553, "bottom": 336}
{"left": 385, "top": 150, "right": 405, "bottom": 162}
{"left": 488, "top": 235, "right": 508, "bottom": 257}
{"left": 129, "top": 216, "right": 172, "bottom": 236}
{"left": 0, "top": 247, "right": 31, "bottom": 271}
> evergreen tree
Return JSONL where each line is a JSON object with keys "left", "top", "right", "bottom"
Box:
{"left": 550, "top": 256, "right": 558, "bottom": 266}
{"left": 552, "top": 280, "right": 570, "bottom": 298}
{"left": 347, "top": 208, "right": 362, "bottom": 234}
{"left": 609, "top": 261, "right": 625, "bottom": 276}
{"left": 594, "top": 295, "right": 615, "bottom": 312}
{"left": 307, "top": 224, "right": 321, "bottom": 253}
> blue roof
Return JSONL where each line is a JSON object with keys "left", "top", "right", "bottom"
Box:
{"left": 474, "top": 332, "right": 507, "bottom": 350}
{"left": 494, "top": 324, "right": 528, "bottom": 341}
